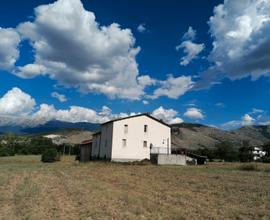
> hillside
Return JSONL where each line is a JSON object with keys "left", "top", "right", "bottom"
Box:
{"left": 0, "top": 120, "right": 100, "bottom": 135}
{"left": 171, "top": 123, "right": 270, "bottom": 150}
{"left": 1, "top": 120, "right": 270, "bottom": 149}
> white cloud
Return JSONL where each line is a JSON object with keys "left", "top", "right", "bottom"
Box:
{"left": 51, "top": 92, "right": 67, "bottom": 102}
{"left": 13, "top": 0, "right": 146, "bottom": 100}
{"left": 152, "top": 106, "right": 183, "bottom": 124}
{"left": 249, "top": 108, "right": 264, "bottom": 115}
{"left": 137, "top": 75, "right": 156, "bottom": 87}
{"left": 17, "top": 64, "right": 46, "bottom": 78}
{"left": 0, "top": 88, "right": 184, "bottom": 127}
{"left": 215, "top": 102, "right": 225, "bottom": 108}
{"left": 176, "top": 26, "right": 204, "bottom": 66}
{"left": 176, "top": 41, "right": 204, "bottom": 66}
{"left": 182, "top": 26, "right": 196, "bottom": 40}
{"left": 150, "top": 75, "right": 194, "bottom": 99}
{"left": 198, "top": 0, "right": 270, "bottom": 88}
{"left": 256, "top": 114, "right": 270, "bottom": 125}
{"left": 0, "top": 87, "right": 36, "bottom": 116}
{"left": 137, "top": 23, "right": 146, "bottom": 33}
{"left": 142, "top": 100, "right": 149, "bottom": 105}
{"left": 183, "top": 107, "right": 205, "bottom": 120}
{"left": 222, "top": 113, "right": 255, "bottom": 129}
{"left": 0, "top": 28, "right": 20, "bottom": 70}
{"left": 0, "top": 0, "right": 194, "bottom": 101}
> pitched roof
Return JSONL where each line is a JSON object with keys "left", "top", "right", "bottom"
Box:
{"left": 101, "top": 113, "right": 170, "bottom": 128}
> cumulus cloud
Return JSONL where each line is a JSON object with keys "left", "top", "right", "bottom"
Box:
{"left": 183, "top": 107, "right": 205, "bottom": 120}
{"left": 137, "top": 75, "right": 156, "bottom": 87}
{"left": 0, "top": 0, "right": 194, "bottom": 101}
{"left": 150, "top": 75, "right": 194, "bottom": 99}
{"left": 177, "top": 41, "right": 204, "bottom": 66}
{"left": 0, "top": 28, "right": 20, "bottom": 70}
{"left": 152, "top": 106, "right": 183, "bottom": 124}
{"left": 176, "top": 26, "right": 204, "bottom": 66}
{"left": 222, "top": 114, "right": 255, "bottom": 129}
{"left": 222, "top": 109, "right": 270, "bottom": 129}
{"left": 11, "top": 0, "right": 147, "bottom": 100}
{"left": 0, "top": 87, "right": 36, "bottom": 116}
{"left": 198, "top": 0, "right": 270, "bottom": 88}
{"left": 51, "top": 92, "right": 67, "bottom": 102}
{"left": 0, "top": 88, "right": 183, "bottom": 127}
{"left": 137, "top": 23, "right": 146, "bottom": 33}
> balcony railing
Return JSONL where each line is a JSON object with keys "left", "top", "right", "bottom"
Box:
{"left": 150, "top": 146, "right": 170, "bottom": 155}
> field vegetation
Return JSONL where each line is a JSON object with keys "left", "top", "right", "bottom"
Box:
{"left": 0, "top": 155, "right": 269, "bottom": 219}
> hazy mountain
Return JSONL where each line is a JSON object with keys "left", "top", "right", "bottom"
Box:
{"left": 0, "top": 120, "right": 100, "bottom": 135}
{"left": 1, "top": 120, "right": 269, "bottom": 150}
{"left": 171, "top": 123, "right": 270, "bottom": 150}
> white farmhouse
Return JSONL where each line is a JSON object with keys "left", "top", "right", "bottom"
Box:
{"left": 92, "top": 113, "right": 171, "bottom": 162}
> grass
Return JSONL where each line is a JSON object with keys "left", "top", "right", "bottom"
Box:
{"left": 0, "top": 156, "right": 269, "bottom": 219}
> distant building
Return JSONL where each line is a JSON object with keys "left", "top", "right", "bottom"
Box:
{"left": 252, "top": 147, "right": 266, "bottom": 160}
{"left": 43, "top": 134, "right": 63, "bottom": 144}
{"left": 92, "top": 113, "right": 171, "bottom": 162}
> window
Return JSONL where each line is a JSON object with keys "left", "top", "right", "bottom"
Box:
{"left": 124, "top": 124, "right": 128, "bottom": 134}
{"left": 143, "top": 141, "right": 147, "bottom": 148}
{"left": 144, "top": 125, "right": 148, "bottom": 133}
{"left": 122, "top": 139, "right": 127, "bottom": 147}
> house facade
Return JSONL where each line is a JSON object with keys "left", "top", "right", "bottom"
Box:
{"left": 92, "top": 113, "right": 171, "bottom": 162}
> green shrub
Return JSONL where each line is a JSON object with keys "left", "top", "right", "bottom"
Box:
{"left": 0, "top": 145, "right": 14, "bottom": 156}
{"left": 238, "top": 164, "right": 258, "bottom": 171}
{"left": 41, "top": 148, "right": 60, "bottom": 163}
{"left": 261, "top": 157, "right": 270, "bottom": 163}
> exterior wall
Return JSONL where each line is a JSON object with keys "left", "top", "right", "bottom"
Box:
{"left": 111, "top": 115, "right": 171, "bottom": 161}
{"left": 157, "top": 154, "right": 187, "bottom": 165}
{"left": 92, "top": 123, "right": 113, "bottom": 159}
{"left": 92, "top": 133, "right": 101, "bottom": 158}
{"left": 80, "top": 144, "right": 91, "bottom": 162}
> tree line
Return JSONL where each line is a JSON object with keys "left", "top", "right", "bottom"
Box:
{"left": 0, "top": 134, "right": 79, "bottom": 157}
{"left": 190, "top": 141, "right": 270, "bottom": 163}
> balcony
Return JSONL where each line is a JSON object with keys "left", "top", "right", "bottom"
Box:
{"left": 150, "top": 146, "right": 170, "bottom": 155}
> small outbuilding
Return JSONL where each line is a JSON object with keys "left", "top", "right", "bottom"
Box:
{"left": 79, "top": 139, "right": 92, "bottom": 162}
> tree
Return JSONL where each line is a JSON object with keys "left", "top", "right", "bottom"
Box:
{"left": 262, "top": 142, "right": 270, "bottom": 157}
{"left": 238, "top": 141, "right": 253, "bottom": 162}
{"left": 215, "top": 141, "right": 239, "bottom": 162}
{"left": 41, "top": 148, "right": 60, "bottom": 163}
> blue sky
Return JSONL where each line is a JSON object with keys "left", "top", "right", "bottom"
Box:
{"left": 0, "top": 0, "right": 270, "bottom": 129}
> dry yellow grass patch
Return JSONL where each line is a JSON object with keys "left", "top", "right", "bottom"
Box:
{"left": 0, "top": 156, "right": 269, "bottom": 220}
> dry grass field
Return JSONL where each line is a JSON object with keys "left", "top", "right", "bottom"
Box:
{"left": 0, "top": 156, "right": 269, "bottom": 220}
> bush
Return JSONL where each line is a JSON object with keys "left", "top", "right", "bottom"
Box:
{"left": 238, "top": 164, "right": 258, "bottom": 171}
{"left": 260, "top": 157, "right": 270, "bottom": 163}
{"left": 215, "top": 142, "right": 239, "bottom": 162}
{"left": 0, "top": 145, "right": 14, "bottom": 156}
{"left": 41, "top": 148, "right": 60, "bottom": 163}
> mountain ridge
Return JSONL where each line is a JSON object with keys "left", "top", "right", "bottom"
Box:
{"left": 0, "top": 120, "right": 269, "bottom": 150}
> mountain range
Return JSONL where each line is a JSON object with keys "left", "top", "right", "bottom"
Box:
{"left": 0, "top": 120, "right": 100, "bottom": 135}
{"left": 171, "top": 123, "right": 270, "bottom": 150}
{"left": 0, "top": 120, "right": 269, "bottom": 149}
